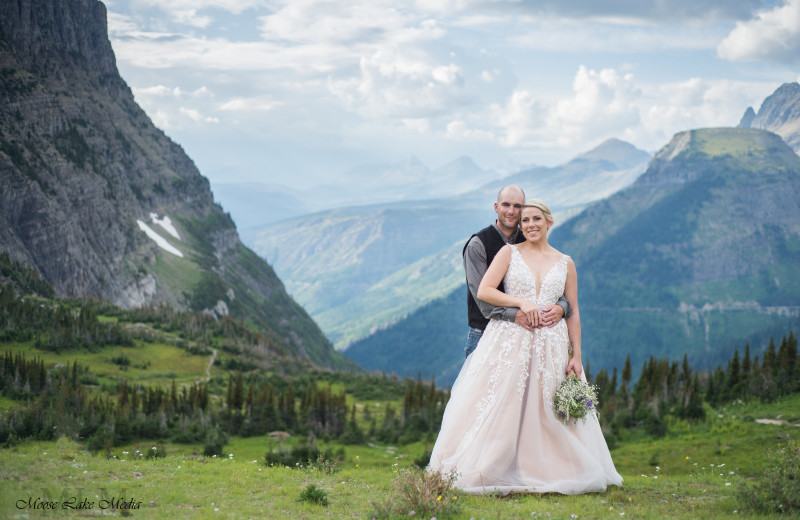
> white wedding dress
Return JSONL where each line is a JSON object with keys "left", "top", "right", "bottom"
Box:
{"left": 428, "top": 245, "right": 622, "bottom": 494}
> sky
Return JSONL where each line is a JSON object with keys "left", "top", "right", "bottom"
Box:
{"left": 105, "top": 0, "right": 800, "bottom": 188}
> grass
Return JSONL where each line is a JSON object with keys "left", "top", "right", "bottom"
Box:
{"left": 1, "top": 401, "right": 797, "bottom": 519}
{"left": 1, "top": 338, "right": 214, "bottom": 387}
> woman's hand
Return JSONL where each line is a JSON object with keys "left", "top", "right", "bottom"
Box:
{"left": 519, "top": 300, "right": 541, "bottom": 328}
{"left": 566, "top": 356, "right": 582, "bottom": 378}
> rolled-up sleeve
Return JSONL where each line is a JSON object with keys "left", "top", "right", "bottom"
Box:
{"left": 463, "top": 237, "right": 518, "bottom": 323}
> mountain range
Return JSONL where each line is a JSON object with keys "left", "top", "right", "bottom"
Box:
{"left": 247, "top": 138, "right": 652, "bottom": 349}
{"left": 347, "top": 85, "right": 800, "bottom": 384}
{"left": 0, "top": 0, "right": 353, "bottom": 370}
{"left": 212, "top": 155, "right": 503, "bottom": 236}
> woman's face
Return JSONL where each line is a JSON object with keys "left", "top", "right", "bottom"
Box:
{"left": 520, "top": 206, "right": 549, "bottom": 242}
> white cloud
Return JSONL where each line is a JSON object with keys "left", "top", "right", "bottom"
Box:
{"left": 432, "top": 64, "right": 463, "bottom": 85}
{"left": 172, "top": 9, "right": 213, "bottom": 28}
{"left": 417, "top": 0, "right": 762, "bottom": 23}
{"left": 717, "top": 0, "right": 800, "bottom": 65}
{"left": 179, "top": 107, "right": 220, "bottom": 123}
{"left": 445, "top": 119, "right": 495, "bottom": 141}
{"left": 150, "top": 110, "right": 172, "bottom": 130}
{"left": 479, "top": 70, "right": 496, "bottom": 82}
{"left": 259, "top": 0, "right": 411, "bottom": 45}
{"left": 133, "top": 85, "right": 212, "bottom": 97}
{"left": 403, "top": 118, "right": 431, "bottom": 133}
{"left": 638, "top": 79, "right": 778, "bottom": 145}
{"left": 328, "top": 48, "right": 469, "bottom": 118}
{"left": 106, "top": 0, "right": 791, "bottom": 184}
{"left": 135, "top": 0, "right": 263, "bottom": 15}
{"left": 219, "top": 97, "right": 282, "bottom": 111}
{"left": 484, "top": 66, "right": 639, "bottom": 148}
{"left": 445, "top": 67, "right": 776, "bottom": 158}
{"left": 511, "top": 17, "right": 725, "bottom": 52}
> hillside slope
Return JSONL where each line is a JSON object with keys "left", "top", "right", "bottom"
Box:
{"left": 0, "top": 0, "right": 353, "bottom": 369}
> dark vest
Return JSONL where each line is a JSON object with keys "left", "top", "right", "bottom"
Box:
{"left": 463, "top": 225, "right": 526, "bottom": 330}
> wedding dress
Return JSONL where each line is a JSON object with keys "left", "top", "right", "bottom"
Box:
{"left": 428, "top": 245, "right": 622, "bottom": 494}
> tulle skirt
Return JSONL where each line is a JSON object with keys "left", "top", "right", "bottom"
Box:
{"left": 427, "top": 319, "right": 622, "bottom": 495}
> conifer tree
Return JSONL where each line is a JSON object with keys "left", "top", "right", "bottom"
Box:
{"left": 621, "top": 354, "right": 632, "bottom": 391}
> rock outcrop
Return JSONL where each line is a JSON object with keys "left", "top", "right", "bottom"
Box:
{"left": 739, "top": 82, "right": 800, "bottom": 152}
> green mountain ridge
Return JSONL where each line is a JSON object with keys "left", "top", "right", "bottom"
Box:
{"left": 346, "top": 127, "right": 800, "bottom": 384}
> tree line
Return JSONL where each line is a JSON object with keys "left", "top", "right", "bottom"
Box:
{"left": 587, "top": 332, "right": 798, "bottom": 443}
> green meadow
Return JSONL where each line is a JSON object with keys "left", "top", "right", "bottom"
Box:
{"left": 1, "top": 395, "right": 798, "bottom": 519}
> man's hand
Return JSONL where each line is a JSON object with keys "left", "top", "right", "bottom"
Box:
{"left": 541, "top": 304, "right": 565, "bottom": 328}
{"left": 514, "top": 308, "right": 542, "bottom": 331}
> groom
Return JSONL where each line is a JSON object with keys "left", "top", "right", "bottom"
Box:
{"left": 462, "top": 184, "right": 571, "bottom": 357}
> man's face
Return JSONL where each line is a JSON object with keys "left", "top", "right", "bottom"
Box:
{"left": 494, "top": 189, "right": 524, "bottom": 232}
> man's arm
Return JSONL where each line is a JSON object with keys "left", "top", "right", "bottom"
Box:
{"left": 557, "top": 295, "right": 572, "bottom": 319}
{"left": 463, "top": 237, "right": 518, "bottom": 323}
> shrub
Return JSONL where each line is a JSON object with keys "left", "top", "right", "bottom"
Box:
{"left": 298, "top": 484, "right": 328, "bottom": 506}
{"left": 738, "top": 440, "right": 800, "bottom": 515}
{"left": 413, "top": 448, "right": 431, "bottom": 469}
{"left": 306, "top": 452, "right": 339, "bottom": 475}
{"left": 203, "top": 428, "right": 227, "bottom": 457}
{"left": 144, "top": 443, "right": 166, "bottom": 459}
{"left": 370, "top": 468, "right": 460, "bottom": 519}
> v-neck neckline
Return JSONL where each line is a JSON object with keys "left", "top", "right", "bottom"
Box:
{"left": 511, "top": 245, "right": 564, "bottom": 301}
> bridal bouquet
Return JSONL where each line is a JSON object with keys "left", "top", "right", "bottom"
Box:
{"left": 553, "top": 374, "right": 599, "bottom": 424}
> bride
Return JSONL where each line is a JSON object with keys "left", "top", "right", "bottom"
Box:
{"left": 428, "top": 199, "right": 622, "bottom": 494}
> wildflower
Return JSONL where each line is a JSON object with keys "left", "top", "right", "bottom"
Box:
{"left": 725, "top": 483, "right": 731, "bottom": 486}
{"left": 437, "top": 495, "right": 442, "bottom": 501}
{"left": 685, "top": 456, "right": 689, "bottom": 460}
{"left": 571, "top": 515, "right": 579, "bottom": 519}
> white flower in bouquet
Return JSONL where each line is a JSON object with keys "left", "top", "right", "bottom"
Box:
{"left": 553, "top": 374, "right": 599, "bottom": 424}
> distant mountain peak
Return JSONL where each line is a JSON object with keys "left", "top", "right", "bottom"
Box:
{"left": 570, "top": 137, "right": 651, "bottom": 170}
{"left": 737, "top": 81, "right": 800, "bottom": 152}
{"left": 738, "top": 107, "right": 756, "bottom": 128}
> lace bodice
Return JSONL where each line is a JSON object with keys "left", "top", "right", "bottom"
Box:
{"left": 504, "top": 245, "right": 569, "bottom": 307}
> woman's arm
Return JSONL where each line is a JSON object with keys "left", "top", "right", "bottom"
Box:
{"left": 563, "top": 258, "right": 582, "bottom": 377}
{"left": 477, "top": 246, "right": 539, "bottom": 324}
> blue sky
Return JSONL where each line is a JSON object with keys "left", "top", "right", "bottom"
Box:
{"left": 105, "top": 0, "right": 800, "bottom": 188}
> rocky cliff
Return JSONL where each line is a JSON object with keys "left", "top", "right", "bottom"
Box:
{"left": 0, "top": 0, "right": 352, "bottom": 369}
{"left": 739, "top": 82, "right": 800, "bottom": 152}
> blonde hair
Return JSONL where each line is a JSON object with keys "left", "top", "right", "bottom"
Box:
{"left": 523, "top": 199, "right": 554, "bottom": 224}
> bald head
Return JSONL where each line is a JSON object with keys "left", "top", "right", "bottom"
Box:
{"left": 497, "top": 185, "right": 525, "bottom": 202}
{"left": 494, "top": 184, "right": 526, "bottom": 235}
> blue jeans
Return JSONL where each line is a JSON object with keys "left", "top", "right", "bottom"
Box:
{"left": 465, "top": 326, "right": 484, "bottom": 358}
